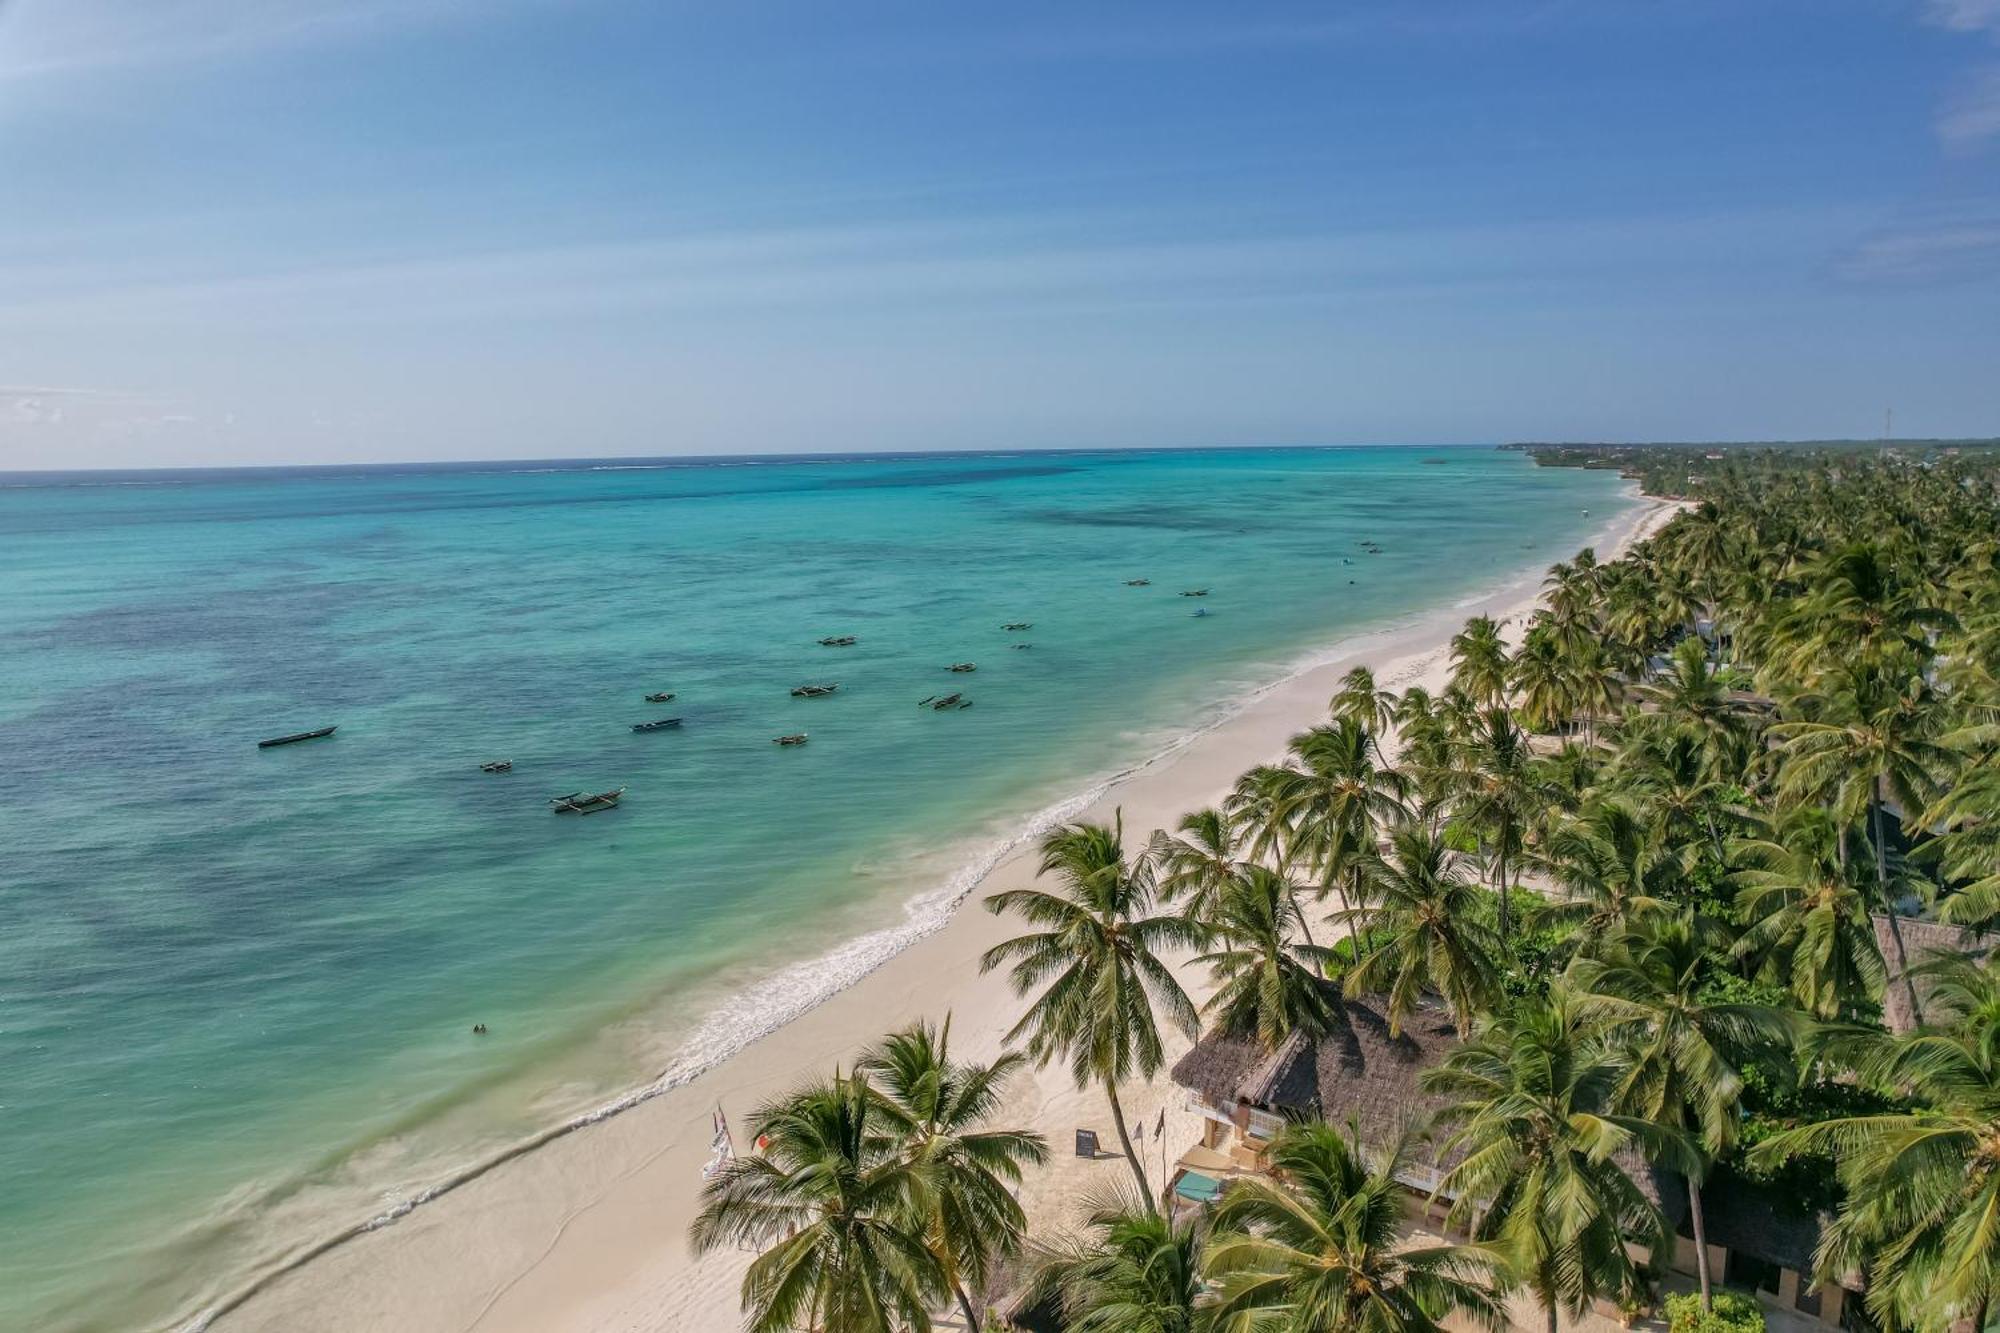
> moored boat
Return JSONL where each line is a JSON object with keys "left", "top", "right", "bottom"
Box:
{"left": 631, "top": 717, "right": 684, "bottom": 732}
{"left": 773, "top": 733, "right": 809, "bottom": 746}
{"left": 1178, "top": 588, "right": 1208, "bottom": 597}
{"left": 791, "top": 683, "right": 839, "bottom": 697}
{"left": 1002, "top": 621, "right": 1031, "bottom": 630}
{"left": 1123, "top": 578, "right": 1150, "bottom": 586}
{"left": 929, "top": 692, "right": 963, "bottom": 710}
{"left": 947, "top": 662, "right": 976, "bottom": 672}
{"left": 550, "top": 787, "right": 626, "bottom": 814}
{"left": 817, "top": 635, "right": 858, "bottom": 646}
{"left": 480, "top": 759, "right": 513, "bottom": 773}
{"left": 257, "top": 725, "right": 337, "bottom": 748}
{"left": 644, "top": 691, "right": 676, "bottom": 703}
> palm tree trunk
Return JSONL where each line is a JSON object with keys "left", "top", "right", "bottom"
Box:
{"left": 1342, "top": 865, "right": 1365, "bottom": 961}
{"left": 1545, "top": 1301, "right": 1560, "bottom": 1333}
{"left": 1102, "top": 1079, "right": 1154, "bottom": 1213}
{"left": 1689, "top": 1176, "right": 1714, "bottom": 1312}
{"left": 1872, "top": 775, "right": 1924, "bottom": 1025}
{"left": 1496, "top": 841, "right": 1512, "bottom": 950}
{"left": 1295, "top": 891, "right": 1320, "bottom": 952}
{"left": 953, "top": 1282, "right": 982, "bottom": 1332}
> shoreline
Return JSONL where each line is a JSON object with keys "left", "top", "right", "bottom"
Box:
{"left": 199, "top": 486, "right": 1683, "bottom": 1333}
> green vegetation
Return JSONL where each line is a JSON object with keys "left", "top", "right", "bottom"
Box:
{"left": 698, "top": 445, "right": 2000, "bottom": 1331}
{"left": 1664, "top": 1290, "right": 1767, "bottom": 1333}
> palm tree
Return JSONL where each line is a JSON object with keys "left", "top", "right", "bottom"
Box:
{"left": 1423, "top": 990, "right": 1686, "bottom": 1333}
{"left": 1665, "top": 502, "right": 1734, "bottom": 661}
{"left": 1769, "top": 658, "right": 1951, "bottom": 1018}
{"left": 983, "top": 817, "right": 1202, "bottom": 1209}
{"left": 1331, "top": 664, "right": 1398, "bottom": 742}
{"left": 1148, "top": 807, "right": 1249, "bottom": 923}
{"left": 691, "top": 1072, "right": 942, "bottom": 1333}
{"left": 1391, "top": 688, "right": 1458, "bottom": 820}
{"left": 1567, "top": 914, "right": 1795, "bottom": 1313}
{"left": 1769, "top": 541, "right": 1954, "bottom": 683}
{"left": 1729, "top": 808, "right": 1886, "bottom": 1020}
{"left": 1197, "top": 866, "right": 1339, "bottom": 1050}
{"left": 1635, "top": 638, "right": 1744, "bottom": 743}
{"left": 1340, "top": 820, "right": 1501, "bottom": 1037}
{"left": 858, "top": 1020, "right": 1050, "bottom": 1330}
{"left": 1924, "top": 748, "right": 2000, "bottom": 930}
{"left": 1509, "top": 625, "right": 1575, "bottom": 735}
{"left": 1448, "top": 707, "right": 1538, "bottom": 950}
{"left": 1610, "top": 723, "right": 1737, "bottom": 866}
{"left": 1530, "top": 796, "right": 1677, "bottom": 961}
{"left": 1566, "top": 638, "right": 1624, "bottom": 746}
{"left": 1203, "top": 1121, "right": 1505, "bottom": 1333}
{"left": 1029, "top": 1195, "right": 1207, "bottom": 1333}
{"left": 1239, "top": 720, "right": 1407, "bottom": 959}
{"left": 1751, "top": 954, "right": 2000, "bottom": 1330}
{"left": 1448, "top": 615, "right": 1511, "bottom": 708}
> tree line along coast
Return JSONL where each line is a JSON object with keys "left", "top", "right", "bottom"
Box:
{"left": 693, "top": 443, "right": 2000, "bottom": 1333}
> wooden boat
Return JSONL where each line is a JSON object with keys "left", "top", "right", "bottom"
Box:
{"left": 1123, "top": 578, "right": 1151, "bottom": 586}
{"left": 480, "top": 760, "right": 513, "bottom": 773}
{"left": 930, "top": 692, "right": 963, "bottom": 710}
{"left": 258, "top": 725, "right": 336, "bottom": 748}
{"left": 550, "top": 787, "right": 626, "bottom": 814}
{"left": 773, "top": 733, "right": 809, "bottom": 746}
{"left": 1002, "top": 622, "right": 1032, "bottom": 631}
{"left": 791, "top": 683, "right": 839, "bottom": 697}
{"left": 947, "top": 662, "right": 977, "bottom": 673}
{"left": 817, "top": 635, "right": 858, "bottom": 646}
{"left": 1178, "top": 589, "right": 1209, "bottom": 598}
{"left": 631, "top": 717, "right": 684, "bottom": 732}
{"left": 644, "top": 691, "right": 676, "bottom": 703}
{"left": 1011, "top": 642, "right": 1031, "bottom": 650}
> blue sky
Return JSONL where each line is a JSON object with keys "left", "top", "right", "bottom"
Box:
{"left": 1, "top": 0, "right": 1997, "bottom": 467}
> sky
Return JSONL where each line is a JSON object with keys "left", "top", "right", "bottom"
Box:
{"left": 0, "top": 0, "right": 1997, "bottom": 468}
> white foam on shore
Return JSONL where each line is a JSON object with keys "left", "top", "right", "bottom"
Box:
{"left": 175, "top": 483, "right": 1667, "bottom": 1333}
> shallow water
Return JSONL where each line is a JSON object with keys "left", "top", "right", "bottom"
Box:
{"left": 0, "top": 446, "right": 1627, "bottom": 1330}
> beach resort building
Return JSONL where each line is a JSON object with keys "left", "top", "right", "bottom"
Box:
{"left": 1164, "top": 990, "right": 1858, "bottom": 1331}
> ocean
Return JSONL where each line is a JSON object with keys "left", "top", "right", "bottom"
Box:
{"left": 0, "top": 446, "right": 1630, "bottom": 1330}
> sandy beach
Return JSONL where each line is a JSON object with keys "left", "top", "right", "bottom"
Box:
{"left": 204, "top": 488, "right": 1683, "bottom": 1333}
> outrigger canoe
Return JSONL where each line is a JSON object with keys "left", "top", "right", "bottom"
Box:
{"left": 550, "top": 787, "right": 626, "bottom": 814}
{"left": 258, "top": 725, "right": 336, "bottom": 748}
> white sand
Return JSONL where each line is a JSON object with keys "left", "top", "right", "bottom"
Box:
{"left": 205, "top": 489, "right": 1684, "bottom": 1333}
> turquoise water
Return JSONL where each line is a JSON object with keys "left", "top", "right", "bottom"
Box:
{"left": 0, "top": 447, "right": 1628, "bottom": 1330}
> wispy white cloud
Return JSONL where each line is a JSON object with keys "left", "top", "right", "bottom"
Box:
{"left": 0, "top": 206, "right": 1852, "bottom": 331}
{"left": 1832, "top": 216, "right": 2000, "bottom": 282}
{"left": 1927, "top": 0, "right": 2000, "bottom": 35}
{"left": 1922, "top": 0, "right": 2000, "bottom": 147}
{"left": 1939, "top": 66, "right": 2000, "bottom": 145}
{"left": 0, "top": 0, "right": 537, "bottom": 81}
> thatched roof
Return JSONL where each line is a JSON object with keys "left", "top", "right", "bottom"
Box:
{"left": 1876, "top": 914, "right": 1986, "bottom": 1034}
{"left": 1169, "top": 992, "right": 1455, "bottom": 1131}
{"left": 1169, "top": 991, "right": 1683, "bottom": 1224}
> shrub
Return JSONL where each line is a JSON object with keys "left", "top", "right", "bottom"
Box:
{"left": 1664, "top": 1290, "right": 1766, "bottom": 1333}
